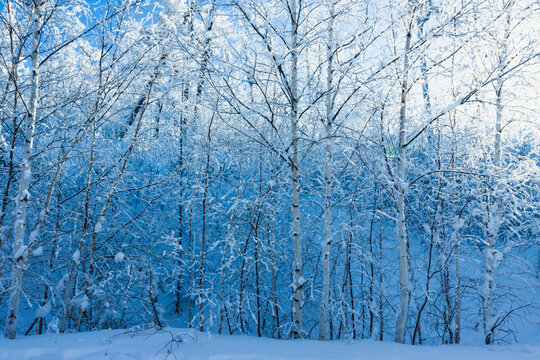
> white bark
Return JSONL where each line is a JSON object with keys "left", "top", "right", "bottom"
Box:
{"left": 451, "top": 116, "right": 462, "bottom": 345}
{"left": 318, "top": 0, "right": 335, "bottom": 341}
{"left": 395, "top": 21, "right": 412, "bottom": 345}
{"left": 450, "top": 12, "right": 461, "bottom": 344}
{"left": 289, "top": 0, "right": 303, "bottom": 339}
{"left": 5, "top": 1, "right": 43, "bottom": 340}
{"left": 482, "top": 5, "right": 511, "bottom": 344}
{"left": 482, "top": 70, "right": 504, "bottom": 346}
{"left": 454, "top": 222, "right": 461, "bottom": 344}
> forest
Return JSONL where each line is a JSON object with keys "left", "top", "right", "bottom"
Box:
{"left": 0, "top": 0, "right": 539, "bottom": 349}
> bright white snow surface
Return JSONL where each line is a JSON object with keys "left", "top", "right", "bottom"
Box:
{"left": 1, "top": 328, "right": 539, "bottom": 360}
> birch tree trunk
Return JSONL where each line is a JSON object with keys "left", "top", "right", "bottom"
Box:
{"left": 482, "top": 5, "right": 511, "bottom": 344}
{"left": 198, "top": 114, "right": 214, "bottom": 331}
{"left": 482, "top": 79, "right": 504, "bottom": 346}
{"left": 395, "top": 15, "right": 413, "bottom": 345}
{"left": 318, "top": 0, "right": 335, "bottom": 341}
{"left": 289, "top": 0, "right": 303, "bottom": 339}
{"left": 450, "top": 12, "right": 461, "bottom": 344}
{"left": 5, "top": 0, "right": 43, "bottom": 340}
{"left": 0, "top": 0, "right": 26, "bottom": 236}
{"left": 268, "top": 139, "right": 279, "bottom": 338}
{"left": 450, "top": 114, "right": 462, "bottom": 344}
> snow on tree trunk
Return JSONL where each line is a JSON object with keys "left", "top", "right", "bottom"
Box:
{"left": 318, "top": 0, "right": 335, "bottom": 341}
{"left": 482, "top": 71, "right": 504, "bottom": 346}
{"left": 395, "top": 17, "right": 412, "bottom": 345}
{"left": 482, "top": 6, "right": 511, "bottom": 344}
{"left": 5, "top": 0, "right": 43, "bottom": 340}
{"left": 289, "top": 0, "right": 303, "bottom": 340}
{"left": 198, "top": 115, "right": 214, "bottom": 331}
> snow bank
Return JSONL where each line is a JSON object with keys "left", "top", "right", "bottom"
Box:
{"left": 0, "top": 327, "right": 539, "bottom": 360}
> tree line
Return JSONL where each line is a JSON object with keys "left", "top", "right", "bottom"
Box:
{"left": 1, "top": 0, "right": 539, "bottom": 344}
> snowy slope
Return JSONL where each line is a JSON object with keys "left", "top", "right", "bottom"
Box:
{"left": 1, "top": 328, "right": 539, "bottom": 360}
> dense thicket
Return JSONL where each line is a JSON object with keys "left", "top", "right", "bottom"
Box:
{"left": 1, "top": 0, "right": 539, "bottom": 344}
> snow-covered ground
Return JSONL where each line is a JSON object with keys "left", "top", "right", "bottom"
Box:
{"left": 1, "top": 328, "right": 539, "bottom": 360}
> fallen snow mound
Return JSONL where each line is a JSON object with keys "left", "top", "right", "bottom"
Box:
{"left": 1, "top": 327, "right": 539, "bottom": 360}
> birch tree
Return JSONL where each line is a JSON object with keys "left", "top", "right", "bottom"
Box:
{"left": 5, "top": 0, "right": 44, "bottom": 340}
{"left": 318, "top": 0, "right": 335, "bottom": 341}
{"left": 393, "top": 1, "right": 416, "bottom": 343}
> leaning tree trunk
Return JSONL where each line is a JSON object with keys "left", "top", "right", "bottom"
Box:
{"left": 0, "top": 0, "right": 26, "bottom": 236}
{"left": 5, "top": 0, "right": 43, "bottom": 340}
{"left": 319, "top": 0, "right": 335, "bottom": 341}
